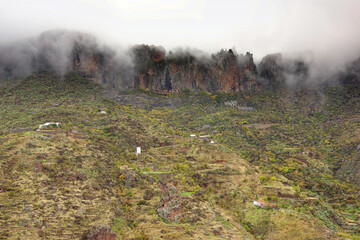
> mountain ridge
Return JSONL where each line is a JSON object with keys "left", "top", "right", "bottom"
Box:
{"left": 1, "top": 30, "right": 359, "bottom": 93}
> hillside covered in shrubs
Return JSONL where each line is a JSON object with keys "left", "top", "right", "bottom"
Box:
{"left": 0, "top": 71, "right": 360, "bottom": 239}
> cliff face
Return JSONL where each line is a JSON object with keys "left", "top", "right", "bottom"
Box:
{"left": 131, "top": 45, "right": 166, "bottom": 91}
{"left": 0, "top": 30, "right": 133, "bottom": 89}
{"left": 70, "top": 39, "right": 133, "bottom": 89}
{"left": 128, "top": 46, "right": 259, "bottom": 93}
{"left": 3, "top": 30, "right": 359, "bottom": 93}
{"left": 258, "top": 53, "right": 309, "bottom": 88}
{"left": 258, "top": 53, "right": 285, "bottom": 86}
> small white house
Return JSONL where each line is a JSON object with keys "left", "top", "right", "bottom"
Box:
{"left": 199, "top": 135, "right": 210, "bottom": 140}
{"left": 253, "top": 200, "right": 262, "bottom": 207}
{"left": 253, "top": 200, "right": 277, "bottom": 209}
{"left": 190, "top": 134, "right": 196, "bottom": 138}
{"left": 37, "top": 122, "right": 61, "bottom": 131}
{"left": 210, "top": 140, "right": 215, "bottom": 144}
{"left": 136, "top": 147, "right": 141, "bottom": 155}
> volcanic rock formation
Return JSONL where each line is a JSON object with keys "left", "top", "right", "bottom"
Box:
{"left": 2, "top": 30, "right": 359, "bottom": 93}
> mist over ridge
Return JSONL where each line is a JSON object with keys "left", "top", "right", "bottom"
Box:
{"left": 2, "top": 2, "right": 360, "bottom": 239}
{"left": 0, "top": 29, "right": 359, "bottom": 92}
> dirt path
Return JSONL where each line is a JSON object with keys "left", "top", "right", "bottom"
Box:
{"left": 0, "top": 128, "right": 33, "bottom": 134}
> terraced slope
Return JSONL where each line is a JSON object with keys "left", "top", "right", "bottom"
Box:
{"left": 0, "top": 72, "right": 359, "bottom": 239}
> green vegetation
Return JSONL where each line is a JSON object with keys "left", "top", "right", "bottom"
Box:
{"left": 0, "top": 72, "right": 359, "bottom": 239}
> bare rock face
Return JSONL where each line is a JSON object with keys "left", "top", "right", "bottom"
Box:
{"left": 1, "top": 30, "right": 321, "bottom": 92}
{"left": 131, "top": 44, "right": 166, "bottom": 91}
{"left": 209, "top": 50, "right": 258, "bottom": 92}
{"left": 165, "top": 49, "right": 259, "bottom": 93}
{"left": 0, "top": 30, "right": 277, "bottom": 92}
{"left": 156, "top": 178, "right": 183, "bottom": 222}
{"left": 258, "top": 53, "right": 309, "bottom": 88}
{"left": 81, "top": 226, "right": 116, "bottom": 240}
{"left": 0, "top": 30, "right": 133, "bottom": 89}
{"left": 69, "top": 41, "right": 261, "bottom": 93}
{"left": 71, "top": 41, "right": 108, "bottom": 83}
{"left": 2, "top": 30, "right": 360, "bottom": 92}
{"left": 258, "top": 53, "right": 285, "bottom": 86}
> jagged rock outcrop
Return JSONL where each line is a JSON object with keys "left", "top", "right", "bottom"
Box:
{"left": 258, "top": 53, "right": 285, "bottom": 86}
{"left": 3, "top": 30, "right": 360, "bottom": 92}
{"left": 258, "top": 53, "right": 309, "bottom": 88}
{"left": 0, "top": 30, "right": 260, "bottom": 93}
{"left": 127, "top": 46, "right": 259, "bottom": 93}
{"left": 71, "top": 40, "right": 110, "bottom": 83}
{"left": 166, "top": 49, "right": 259, "bottom": 92}
{"left": 0, "top": 30, "right": 133, "bottom": 89}
{"left": 131, "top": 44, "right": 166, "bottom": 91}
{"left": 3, "top": 29, "right": 348, "bottom": 93}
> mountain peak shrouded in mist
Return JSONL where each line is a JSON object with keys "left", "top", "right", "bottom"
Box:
{"left": 2, "top": 1, "right": 360, "bottom": 59}
{"left": 1, "top": 1, "right": 360, "bottom": 90}
{"left": 2, "top": 2, "right": 360, "bottom": 239}
{"left": 0, "top": 29, "right": 359, "bottom": 92}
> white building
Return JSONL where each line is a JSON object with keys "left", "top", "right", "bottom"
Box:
{"left": 37, "top": 122, "right": 61, "bottom": 131}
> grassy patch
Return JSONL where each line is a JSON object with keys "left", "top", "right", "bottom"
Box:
{"left": 142, "top": 171, "right": 172, "bottom": 174}
{"left": 181, "top": 192, "right": 194, "bottom": 197}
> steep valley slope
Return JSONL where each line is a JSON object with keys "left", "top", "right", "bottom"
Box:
{"left": 0, "top": 72, "right": 360, "bottom": 240}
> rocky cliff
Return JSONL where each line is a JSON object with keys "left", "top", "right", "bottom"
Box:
{"left": 129, "top": 45, "right": 259, "bottom": 93}
{"left": 1, "top": 30, "right": 359, "bottom": 93}
{"left": 258, "top": 53, "right": 309, "bottom": 88}
{"left": 0, "top": 31, "right": 260, "bottom": 92}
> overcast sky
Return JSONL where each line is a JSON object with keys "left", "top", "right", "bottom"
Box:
{"left": 1, "top": 0, "right": 360, "bottom": 62}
